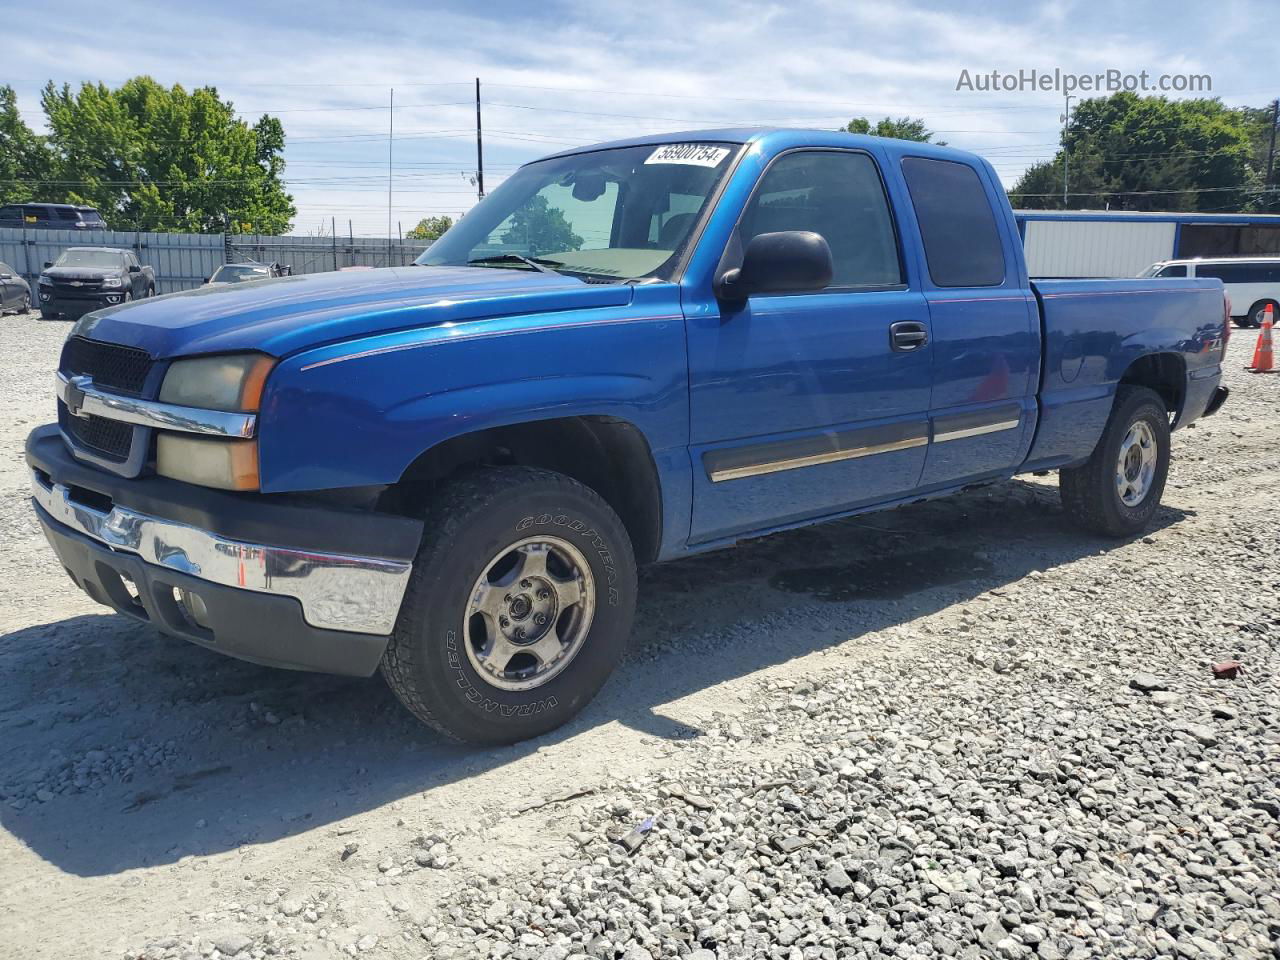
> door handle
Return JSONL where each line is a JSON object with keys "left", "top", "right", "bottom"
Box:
{"left": 890, "top": 321, "right": 928, "bottom": 352}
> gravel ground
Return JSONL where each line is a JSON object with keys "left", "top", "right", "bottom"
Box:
{"left": 0, "top": 310, "right": 1276, "bottom": 960}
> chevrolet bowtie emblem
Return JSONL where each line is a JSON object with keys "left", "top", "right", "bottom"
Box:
{"left": 65, "top": 375, "right": 91, "bottom": 418}
{"left": 69, "top": 280, "right": 83, "bottom": 287}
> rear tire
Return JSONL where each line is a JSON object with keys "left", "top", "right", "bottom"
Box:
{"left": 382, "top": 466, "right": 637, "bottom": 744}
{"left": 1059, "top": 385, "right": 1171, "bottom": 538}
{"left": 1247, "top": 299, "right": 1278, "bottom": 328}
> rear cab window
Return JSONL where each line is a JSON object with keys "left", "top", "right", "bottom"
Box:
{"left": 900, "top": 157, "right": 1005, "bottom": 287}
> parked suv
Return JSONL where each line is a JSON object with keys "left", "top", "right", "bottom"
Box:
{"left": 1141, "top": 256, "right": 1280, "bottom": 326}
{"left": 0, "top": 203, "right": 107, "bottom": 231}
{"left": 37, "top": 247, "right": 155, "bottom": 319}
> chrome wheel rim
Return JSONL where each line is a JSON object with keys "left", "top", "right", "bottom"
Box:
{"left": 1116, "top": 420, "right": 1157, "bottom": 506}
{"left": 463, "top": 536, "right": 595, "bottom": 691}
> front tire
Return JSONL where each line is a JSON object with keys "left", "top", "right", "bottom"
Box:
{"left": 1059, "top": 385, "right": 1171, "bottom": 537}
{"left": 382, "top": 466, "right": 637, "bottom": 744}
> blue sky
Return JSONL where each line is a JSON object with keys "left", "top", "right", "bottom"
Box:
{"left": 5, "top": 0, "right": 1274, "bottom": 235}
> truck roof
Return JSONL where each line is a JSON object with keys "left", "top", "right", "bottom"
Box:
{"left": 538, "top": 127, "right": 984, "bottom": 166}
{"left": 64, "top": 246, "right": 130, "bottom": 253}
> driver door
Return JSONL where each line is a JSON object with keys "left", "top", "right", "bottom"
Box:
{"left": 683, "top": 148, "right": 934, "bottom": 544}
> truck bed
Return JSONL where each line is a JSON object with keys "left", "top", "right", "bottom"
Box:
{"left": 1024, "top": 277, "right": 1227, "bottom": 471}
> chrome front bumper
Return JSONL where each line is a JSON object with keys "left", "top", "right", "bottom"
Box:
{"left": 31, "top": 469, "right": 412, "bottom": 635}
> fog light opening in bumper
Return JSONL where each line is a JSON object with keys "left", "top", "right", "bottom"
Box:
{"left": 105, "top": 295, "right": 122, "bottom": 304}
{"left": 120, "top": 573, "right": 142, "bottom": 605}
{"left": 174, "top": 587, "right": 212, "bottom": 630}
{"left": 39, "top": 292, "right": 50, "bottom": 302}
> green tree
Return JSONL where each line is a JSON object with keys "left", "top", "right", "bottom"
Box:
{"left": 38, "top": 76, "right": 295, "bottom": 233}
{"left": 1010, "top": 93, "right": 1258, "bottom": 212}
{"left": 0, "top": 85, "right": 51, "bottom": 205}
{"left": 501, "top": 195, "right": 582, "bottom": 256}
{"left": 406, "top": 214, "right": 454, "bottom": 242}
{"left": 843, "top": 116, "right": 945, "bottom": 145}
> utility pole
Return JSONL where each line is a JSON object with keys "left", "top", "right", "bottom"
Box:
{"left": 1266, "top": 99, "right": 1278, "bottom": 191}
{"left": 1060, "top": 94, "right": 1074, "bottom": 208}
{"left": 388, "top": 87, "right": 395, "bottom": 264}
{"left": 475, "top": 77, "right": 485, "bottom": 200}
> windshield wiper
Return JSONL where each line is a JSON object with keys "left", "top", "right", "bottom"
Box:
{"left": 466, "top": 254, "right": 563, "bottom": 274}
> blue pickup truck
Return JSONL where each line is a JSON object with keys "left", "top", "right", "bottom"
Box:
{"left": 26, "top": 129, "right": 1230, "bottom": 743}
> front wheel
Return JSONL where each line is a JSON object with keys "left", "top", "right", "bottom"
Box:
{"left": 382, "top": 466, "right": 637, "bottom": 744}
{"left": 1059, "top": 385, "right": 1171, "bottom": 537}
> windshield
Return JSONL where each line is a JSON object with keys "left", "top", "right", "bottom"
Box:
{"left": 211, "top": 264, "right": 271, "bottom": 283}
{"left": 54, "top": 249, "right": 124, "bottom": 269}
{"left": 418, "top": 142, "right": 740, "bottom": 282}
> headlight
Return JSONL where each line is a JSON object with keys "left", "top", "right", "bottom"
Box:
{"left": 156, "top": 353, "right": 274, "bottom": 490}
{"left": 159, "top": 353, "right": 274, "bottom": 412}
{"left": 101, "top": 277, "right": 122, "bottom": 288}
{"left": 156, "top": 435, "right": 260, "bottom": 491}
{"left": 38, "top": 275, "right": 51, "bottom": 286}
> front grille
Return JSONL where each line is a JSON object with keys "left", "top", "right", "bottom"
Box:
{"left": 63, "top": 336, "right": 152, "bottom": 396}
{"left": 52, "top": 279, "right": 103, "bottom": 294}
{"left": 62, "top": 408, "right": 133, "bottom": 462}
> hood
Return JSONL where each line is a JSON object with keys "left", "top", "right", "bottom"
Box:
{"left": 43, "top": 265, "right": 124, "bottom": 281}
{"left": 70, "top": 266, "right": 634, "bottom": 359}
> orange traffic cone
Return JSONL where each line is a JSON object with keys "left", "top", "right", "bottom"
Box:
{"left": 1247, "top": 303, "right": 1276, "bottom": 373}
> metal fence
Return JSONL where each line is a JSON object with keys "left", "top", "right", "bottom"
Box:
{"left": 228, "top": 234, "right": 430, "bottom": 274}
{"left": 0, "top": 228, "right": 431, "bottom": 295}
{"left": 0, "top": 227, "right": 224, "bottom": 294}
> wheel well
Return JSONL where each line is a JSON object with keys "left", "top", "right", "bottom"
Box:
{"left": 1119, "top": 353, "right": 1185, "bottom": 418}
{"left": 385, "top": 417, "right": 664, "bottom": 563}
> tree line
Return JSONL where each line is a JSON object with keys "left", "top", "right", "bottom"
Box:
{"left": 2, "top": 84, "right": 1276, "bottom": 240}
{"left": 0, "top": 77, "right": 295, "bottom": 234}
{"left": 845, "top": 94, "right": 1279, "bottom": 213}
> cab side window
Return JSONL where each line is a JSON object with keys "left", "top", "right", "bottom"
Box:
{"left": 1156, "top": 264, "right": 1187, "bottom": 277}
{"left": 738, "top": 150, "right": 903, "bottom": 288}
{"left": 901, "top": 157, "right": 1005, "bottom": 287}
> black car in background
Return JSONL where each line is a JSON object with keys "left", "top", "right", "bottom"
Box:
{"left": 0, "top": 203, "right": 108, "bottom": 231}
{"left": 205, "top": 260, "right": 293, "bottom": 285}
{"left": 0, "top": 261, "right": 32, "bottom": 314}
{"left": 38, "top": 247, "right": 155, "bottom": 319}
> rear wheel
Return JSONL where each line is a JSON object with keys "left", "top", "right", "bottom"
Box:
{"left": 1247, "top": 299, "right": 1278, "bottom": 328}
{"left": 1060, "top": 385, "right": 1171, "bottom": 537}
{"left": 382, "top": 466, "right": 637, "bottom": 744}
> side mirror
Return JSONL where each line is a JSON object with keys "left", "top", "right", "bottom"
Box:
{"left": 128, "top": 263, "right": 141, "bottom": 273}
{"left": 716, "top": 231, "right": 833, "bottom": 300}
{"left": 43, "top": 261, "right": 53, "bottom": 269}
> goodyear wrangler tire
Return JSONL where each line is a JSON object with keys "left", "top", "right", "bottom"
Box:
{"left": 382, "top": 466, "right": 637, "bottom": 744}
{"left": 1059, "top": 385, "right": 1171, "bottom": 538}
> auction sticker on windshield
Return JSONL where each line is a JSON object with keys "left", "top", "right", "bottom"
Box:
{"left": 645, "top": 144, "right": 732, "bottom": 167}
